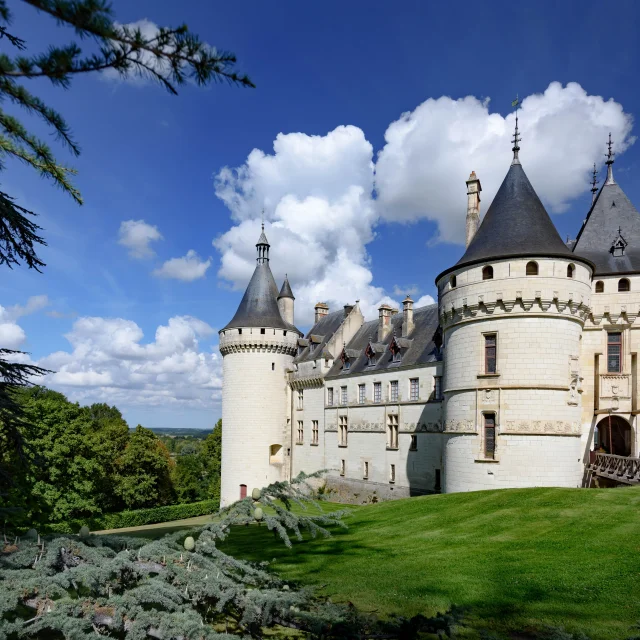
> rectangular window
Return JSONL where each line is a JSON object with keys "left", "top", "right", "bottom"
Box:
{"left": 297, "top": 389, "right": 304, "bottom": 409}
{"left": 297, "top": 420, "right": 304, "bottom": 444}
{"left": 340, "top": 459, "right": 345, "bottom": 476}
{"left": 363, "top": 461, "right": 369, "bottom": 479}
{"left": 389, "top": 463, "right": 396, "bottom": 483}
{"left": 607, "top": 332, "right": 622, "bottom": 373}
{"left": 485, "top": 334, "right": 497, "bottom": 374}
{"left": 410, "top": 434, "right": 417, "bottom": 450}
{"left": 339, "top": 416, "right": 348, "bottom": 446}
{"left": 410, "top": 378, "right": 419, "bottom": 401}
{"left": 327, "top": 387, "right": 334, "bottom": 406}
{"left": 312, "top": 420, "right": 319, "bottom": 445}
{"left": 340, "top": 386, "right": 348, "bottom": 405}
{"left": 373, "top": 382, "right": 382, "bottom": 403}
{"left": 387, "top": 414, "right": 399, "bottom": 449}
{"left": 435, "top": 469, "right": 441, "bottom": 492}
{"left": 484, "top": 413, "right": 496, "bottom": 459}
{"left": 390, "top": 380, "right": 399, "bottom": 402}
{"left": 434, "top": 376, "right": 442, "bottom": 401}
{"left": 358, "top": 384, "right": 366, "bottom": 404}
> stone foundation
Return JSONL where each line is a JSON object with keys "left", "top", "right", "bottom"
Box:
{"left": 324, "top": 476, "right": 433, "bottom": 505}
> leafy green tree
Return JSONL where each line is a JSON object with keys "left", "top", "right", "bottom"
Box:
{"left": 114, "top": 425, "right": 175, "bottom": 509}
{"left": 202, "top": 419, "right": 222, "bottom": 502}
{"left": 172, "top": 452, "right": 207, "bottom": 504}
{"left": 0, "top": 0, "right": 253, "bottom": 498}
{"left": 9, "top": 386, "right": 104, "bottom": 524}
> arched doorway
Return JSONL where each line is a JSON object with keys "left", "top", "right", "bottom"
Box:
{"left": 595, "top": 416, "right": 632, "bottom": 456}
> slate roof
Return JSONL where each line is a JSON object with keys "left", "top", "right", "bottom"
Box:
{"left": 326, "top": 304, "right": 441, "bottom": 378}
{"left": 221, "top": 262, "right": 301, "bottom": 334}
{"left": 437, "top": 162, "right": 593, "bottom": 281}
{"left": 278, "top": 276, "right": 295, "bottom": 299}
{"left": 294, "top": 310, "right": 346, "bottom": 364}
{"left": 572, "top": 179, "right": 640, "bottom": 276}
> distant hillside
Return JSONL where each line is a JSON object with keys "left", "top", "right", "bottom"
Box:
{"left": 133, "top": 427, "right": 213, "bottom": 439}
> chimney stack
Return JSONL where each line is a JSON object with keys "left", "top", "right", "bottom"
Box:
{"left": 314, "top": 302, "right": 329, "bottom": 324}
{"left": 465, "top": 171, "right": 482, "bottom": 248}
{"left": 402, "top": 295, "right": 414, "bottom": 337}
{"left": 378, "top": 304, "right": 394, "bottom": 342}
{"left": 343, "top": 304, "right": 354, "bottom": 318}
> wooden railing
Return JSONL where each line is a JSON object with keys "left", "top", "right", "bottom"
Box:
{"left": 588, "top": 453, "right": 640, "bottom": 485}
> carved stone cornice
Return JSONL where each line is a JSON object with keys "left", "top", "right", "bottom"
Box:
{"left": 439, "top": 293, "right": 592, "bottom": 329}
{"left": 289, "top": 375, "right": 324, "bottom": 389}
{"left": 219, "top": 339, "right": 297, "bottom": 356}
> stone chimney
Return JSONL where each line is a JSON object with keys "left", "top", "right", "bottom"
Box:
{"left": 402, "top": 296, "right": 414, "bottom": 337}
{"left": 378, "top": 304, "right": 394, "bottom": 342}
{"left": 343, "top": 304, "right": 354, "bottom": 317}
{"left": 314, "top": 302, "right": 329, "bottom": 324}
{"left": 465, "top": 171, "right": 482, "bottom": 248}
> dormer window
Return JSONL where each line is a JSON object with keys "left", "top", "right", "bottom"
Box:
{"left": 365, "top": 339, "right": 378, "bottom": 367}
{"left": 389, "top": 335, "right": 402, "bottom": 363}
{"left": 340, "top": 344, "right": 352, "bottom": 371}
{"left": 611, "top": 227, "right": 628, "bottom": 257}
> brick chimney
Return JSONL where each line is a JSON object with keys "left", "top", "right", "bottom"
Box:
{"left": 378, "top": 304, "right": 394, "bottom": 342}
{"left": 314, "top": 302, "right": 329, "bottom": 324}
{"left": 402, "top": 295, "right": 414, "bottom": 337}
{"left": 465, "top": 171, "right": 482, "bottom": 248}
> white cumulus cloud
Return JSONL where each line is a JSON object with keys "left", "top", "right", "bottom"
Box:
{"left": 153, "top": 250, "right": 212, "bottom": 281}
{"left": 376, "top": 81, "right": 635, "bottom": 243}
{"left": 118, "top": 219, "right": 163, "bottom": 259}
{"left": 39, "top": 315, "right": 221, "bottom": 408}
{"left": 0, "top": 295, "right": 49, "bottom": 349}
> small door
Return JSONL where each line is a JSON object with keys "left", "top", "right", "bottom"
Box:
{"left": 240, "top": 484, "right": 247, "bottom": 499}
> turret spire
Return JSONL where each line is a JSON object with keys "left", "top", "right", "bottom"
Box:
{"left": 511, "top": 94, "right": 521, "bottom": 166}
{"left": 256, "top": 214, "right": 270, "bottom": 263}
{"left": 605, "top": 132, "right": 616, "bottom": 185}
{"left": 590, "top": 163, "right": 599, "bottom": 204}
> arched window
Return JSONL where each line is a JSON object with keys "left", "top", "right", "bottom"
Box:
{"left": 618, "top": 278, "right": 630, "bottom": 292}
{"left": 595, "top": 281, "right": 604, "bottom": 293}
{"left": 526, "top": 261, "right": 538, "bottom": 276}
{"left": 482, "top": 265, "right": 493, "bottom": 280}
{"left": 450, "top": 275, "right": 457, "bottom": 289}
{"left": 567, "top": 264, "right": 575, "bottom": 278}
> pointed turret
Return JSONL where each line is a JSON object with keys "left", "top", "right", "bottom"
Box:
{"left": 222, "top": 226, "right": 300, "bottom": 333}
{"left": 573, "top": 135, "right": 640, "bottom": 275}
{"left": 277, "top": 274, "right": 295, "bottom": 325}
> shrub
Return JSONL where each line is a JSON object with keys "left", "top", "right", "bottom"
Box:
{"left": 43, "top": 498, "right": 219, "bottom": 534}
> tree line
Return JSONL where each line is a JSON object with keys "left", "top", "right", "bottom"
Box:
{"left": 1, "top": 386, "right": 221, "bottom": 528}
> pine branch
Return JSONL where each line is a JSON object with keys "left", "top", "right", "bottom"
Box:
{"left": 0, "top": 190, "right": 46, "bottom": 270}
{"left": 0, "top": 135, "right": 81, "bottom": 202}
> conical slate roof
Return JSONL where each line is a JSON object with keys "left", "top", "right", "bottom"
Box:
{"left": 277, "top": 276, "right": 295, "bottom": 300}
{"left": 437, "top": 162, "right": 593, "bottom": 280}
{"left": 573, "top": 180, "right": 640, "bottom": 276}
{"left": 222, "top": 262, "right": 300, "bottom": 333}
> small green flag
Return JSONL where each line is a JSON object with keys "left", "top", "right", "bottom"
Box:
{"left": 511, "top": 98, "right": 519, "bottom": 108}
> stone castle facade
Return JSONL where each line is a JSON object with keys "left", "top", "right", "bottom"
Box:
{"left": 218, "top": 134, "right": 640, "bottom": 507}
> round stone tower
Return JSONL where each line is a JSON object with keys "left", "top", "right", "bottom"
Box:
{"left": 218, "top": 225, "right": 301, "bottom": 507}
{"left": 436, "top": 134, "right": 594, "bottom": 492}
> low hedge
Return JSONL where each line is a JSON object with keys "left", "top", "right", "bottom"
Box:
{"left": 44, "top": 499, "right": 219, "bottom": 534}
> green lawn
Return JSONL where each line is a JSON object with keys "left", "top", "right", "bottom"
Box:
{"left": 215, "top": 487, "right": 640, "bottom": 639}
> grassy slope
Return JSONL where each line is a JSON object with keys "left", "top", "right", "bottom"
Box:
{"left": 218, "top": 487, "right": 640, "bottom": 639}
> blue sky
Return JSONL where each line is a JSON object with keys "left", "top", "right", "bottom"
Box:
{"left": 1, "top": 0, "right": 640, "bottom": 429}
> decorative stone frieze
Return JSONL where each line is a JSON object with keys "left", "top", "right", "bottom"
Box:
{"left": 219, "top": 339, "right": 297, "bottom": 356}
{"left": 502, "top": 420, "right": 581, "bottom": 436}
{"left": 600, "top": 374, "right": 630, "bottom": 399}
{"left": 443, "top": 419, "right": 476, "bottom": 434}
{"left": 289, "top": 375, "right": 324, "bottom": 389}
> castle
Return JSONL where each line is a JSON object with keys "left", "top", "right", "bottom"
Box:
{"left": 218, "top": 131, "right": 640, "bottom": 507}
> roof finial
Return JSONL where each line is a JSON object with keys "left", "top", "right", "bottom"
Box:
{"left": 590, "top": 163, "right": 599, "bottom": 204}
{"left": 256, "top": 211, "right": 270, "bottom": 263}
{"left": 605, "top": 132, "right": 616, "bottom": 185}
{"left": 511, "top": 94, "right": 521, "bottom": 165}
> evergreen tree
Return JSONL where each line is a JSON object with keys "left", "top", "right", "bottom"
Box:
{"left": 0, "top": 473, "right": 385, "bottom": 639}
{"left": 0, "top": 0, "right": 253, "bottom": 498}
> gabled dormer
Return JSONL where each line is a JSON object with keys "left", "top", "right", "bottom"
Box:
{"left": 364, "top": 336, "right": 385, "bottom": 367}
{"left": 389, "top": 331, "right": 412, "bottom": 364}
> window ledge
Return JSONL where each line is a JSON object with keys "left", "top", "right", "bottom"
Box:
{"left": 338, "top": 444, "right": 348, "bottom": 448}
{"left": 474, "top": 457, "right": 500, "bottom": 463}
{"left": 477, "top": 373, "right": 500, "bottom": 379}
{"left": 295, "top": 442, "right": 303, "bottom": 446}
{"left": 386, "top": 447, "right": 399, "bottom": 451}
{"left": 310, "top": 443, "right": 319, "bottom": 447}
